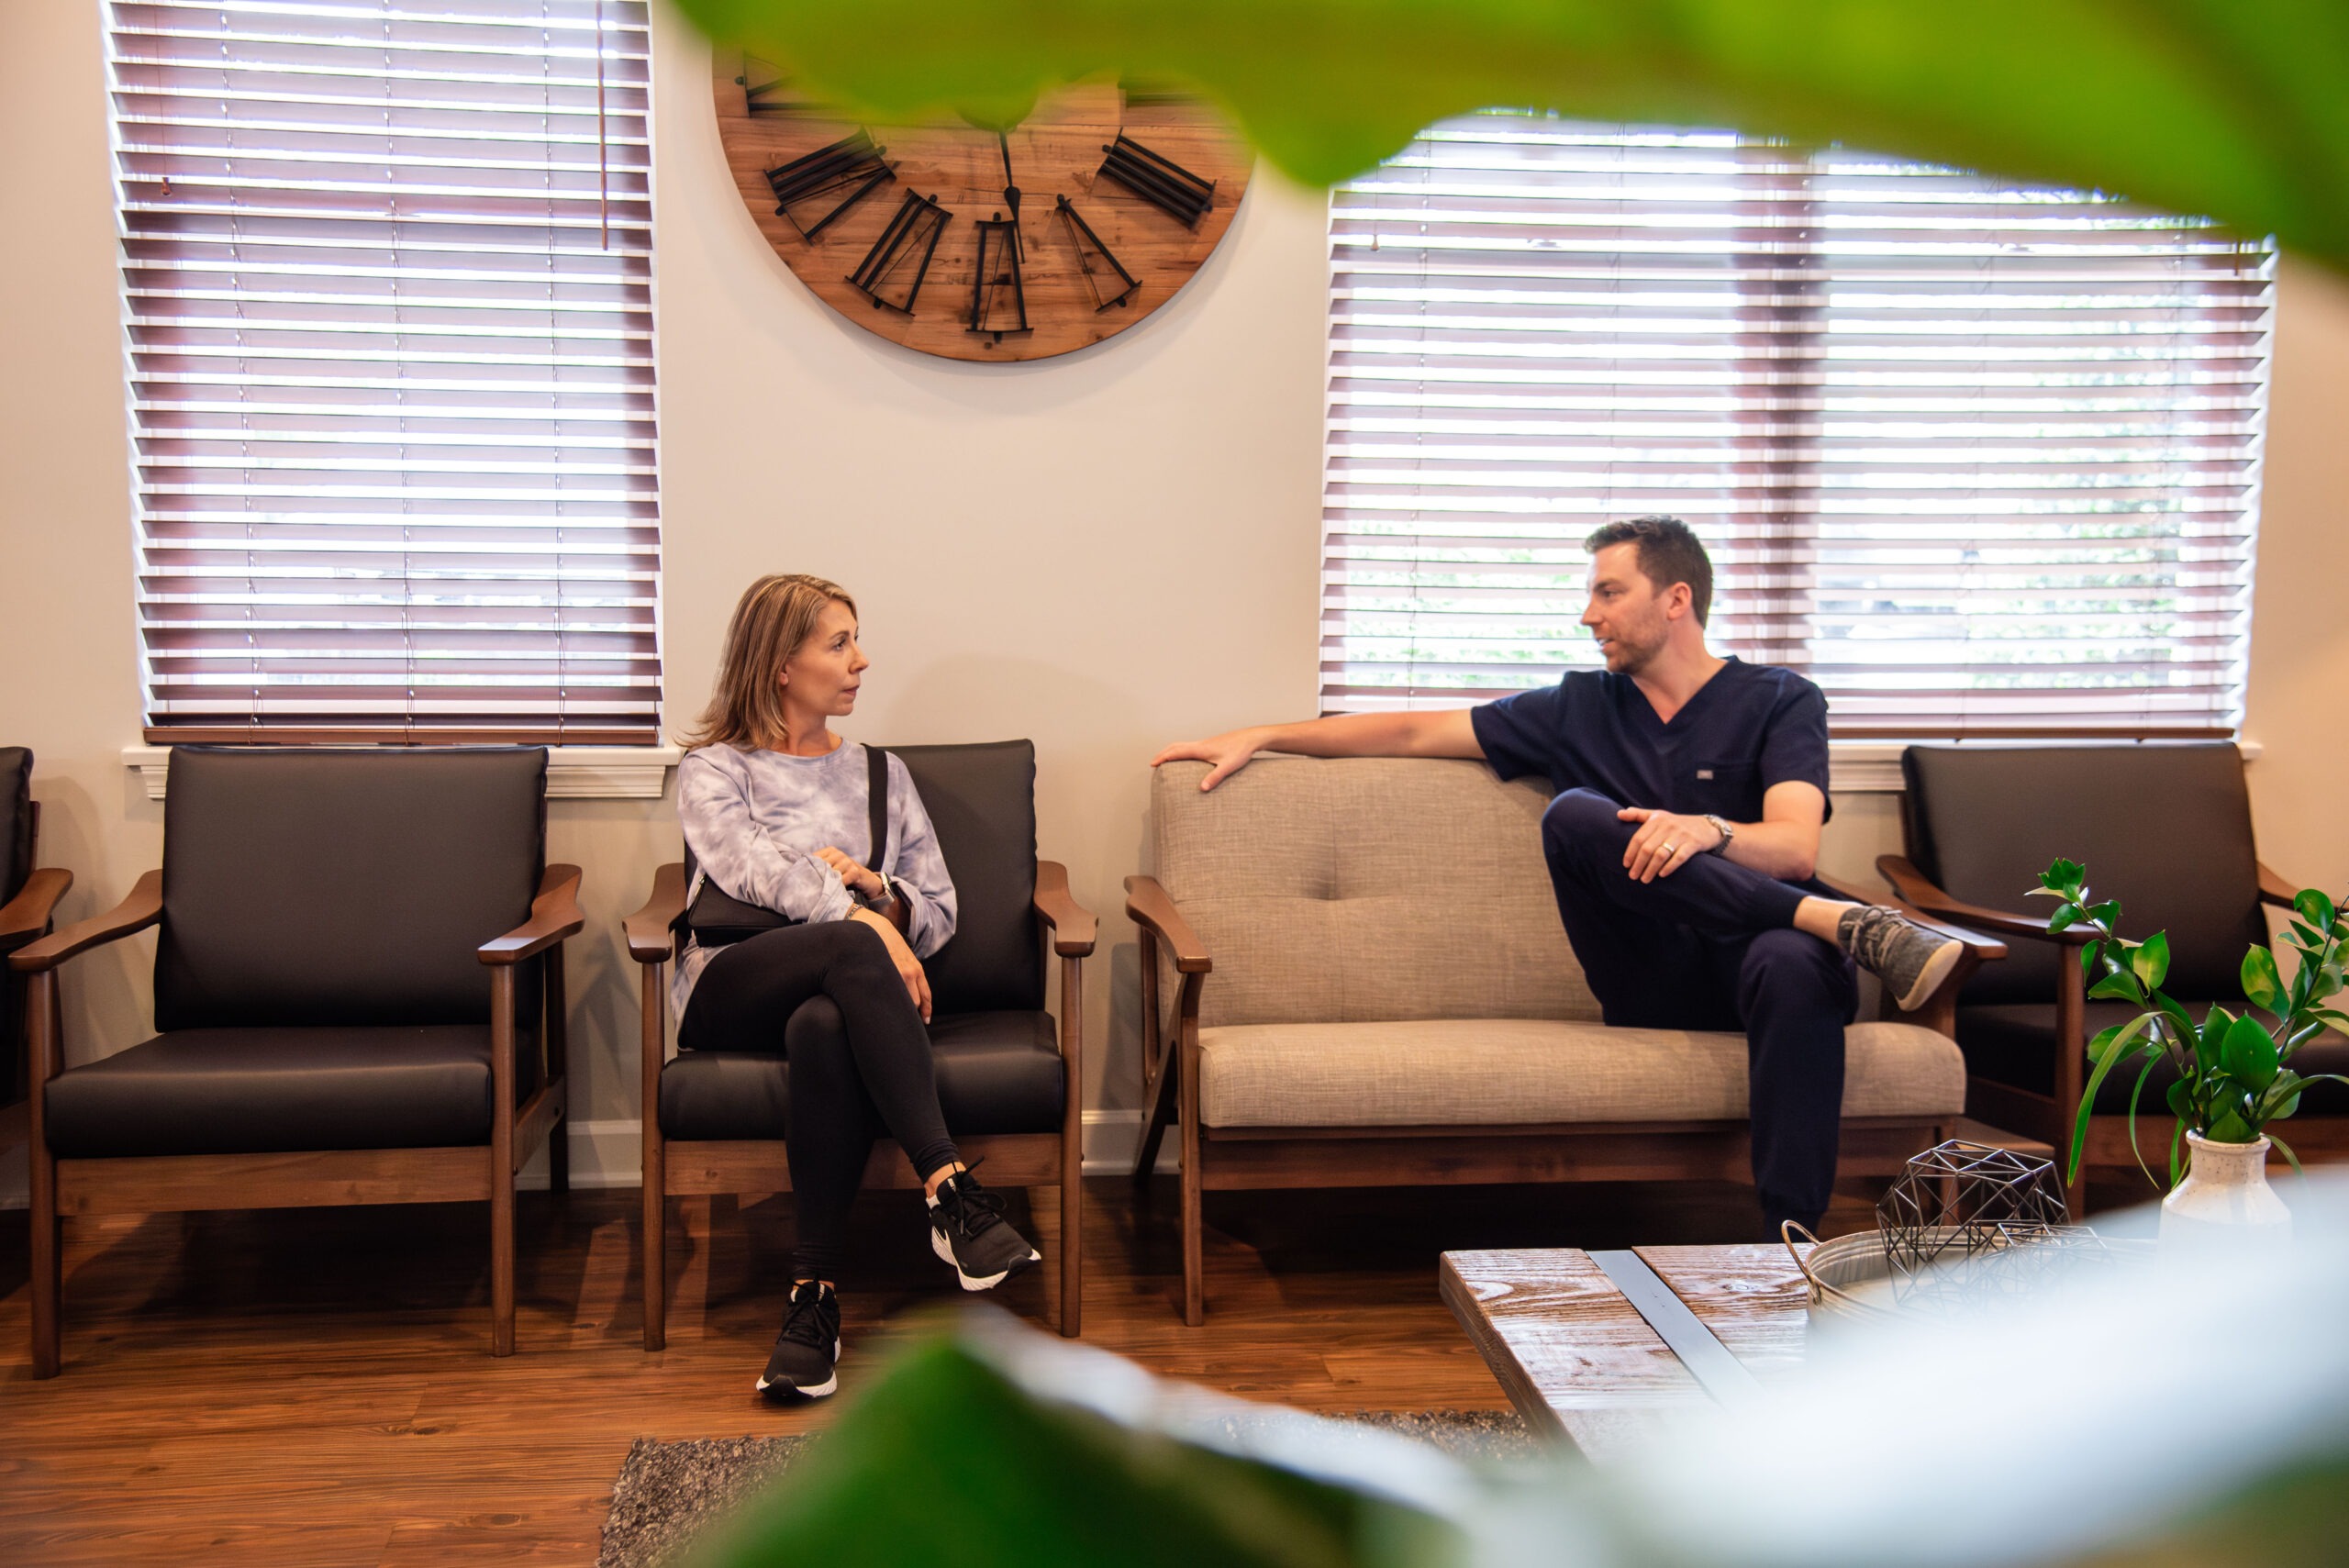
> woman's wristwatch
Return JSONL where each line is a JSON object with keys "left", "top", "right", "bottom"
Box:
{"left": 1703, "top": 814, "right": 1735, "bottom": 854}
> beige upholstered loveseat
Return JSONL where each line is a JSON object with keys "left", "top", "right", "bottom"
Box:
{"left": 1125, "top": 756, "right": 1994, "bottom": 1324}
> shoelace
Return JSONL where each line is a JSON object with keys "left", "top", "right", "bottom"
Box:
{"left": 1847, "top": 907, "right": 1914, "bottom": 971}
{"left": 778, "top": 1284, "right": 832, "bottom": 1349}
{"left": 936, "top": 1163, "right": 1010, "bottom": 1238}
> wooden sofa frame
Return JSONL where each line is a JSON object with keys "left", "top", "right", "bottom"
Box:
{"left": 625, "top": 860, "right": 1097, "bottom": 1345}
{"left": 1125, "top": 871, "right": 2004, "bottom": 1325}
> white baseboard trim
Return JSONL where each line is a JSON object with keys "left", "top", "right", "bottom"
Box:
{"left": 518, "top": 1118, "right": 643, "bottom": 1190}
{"left": 1079, "top": 1108, "right": 1178, "bottom": 1176}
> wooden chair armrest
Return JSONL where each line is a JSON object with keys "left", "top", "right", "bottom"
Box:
{"left": 1032, "top": 860, "right": 1097, "bottom": 957}
{"left": 1876, "top": 855, "right": 2082, "bottom": 946}
{"left": 626, "top": 862, "right": 687, "bottom": 963}
{"left": 1124, "top": 874, "right": 1210, "bottom": 974}
{"left": 2258, "top": 862, "right": 2304, "bottom": 908}
{"left": 11, "top": 869, "right": 162, "bottom": 973}
{"left": 0, "top": 866, "right": 72, "bottom": 946}
{"left": 479, "top": 864, "right": 586, "bottom": 966}
{"left": 1817, "top": 870, "right": 2007, "bottom": 962}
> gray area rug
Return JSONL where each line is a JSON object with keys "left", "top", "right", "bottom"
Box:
{"left": 598, "top": 1409, "right": 1533, "bottom": 1568}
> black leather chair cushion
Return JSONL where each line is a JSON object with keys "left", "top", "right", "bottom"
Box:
{"left": 1958, "top": 1001, "right": 2349, "bottom": 1117}
{"left": 154, "top": 746, "right": 547, "bottom": 1030}
{"left": 0, "top": 746, "right": 29, "bottom": 1108}
{"left": 1904, "top": 744, "right": 2266, "bottom": 1006}
{"left": 42, "top": 1025, "right": 541, "bottom": 1157}
{"left": 892, "top": 741, "right": 1043, "bottom": 1014}
{"left": 0, "top": 745, "right": 28, "bottom": 912}
{"left": 659, "top": 1008, "right": 1063, "bottom": 1141}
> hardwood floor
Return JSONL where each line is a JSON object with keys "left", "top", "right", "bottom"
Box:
{"left": 0, "top": 1173, "right": 1907, "bottom": 1564}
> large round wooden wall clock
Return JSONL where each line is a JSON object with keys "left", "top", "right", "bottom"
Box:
{"left": 714, "top": 57, "right": 1253, "bottom": 361}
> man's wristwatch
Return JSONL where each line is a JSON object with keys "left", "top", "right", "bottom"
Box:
{"left": 1703, "top": 815, "right": 1735, "bottom": 854}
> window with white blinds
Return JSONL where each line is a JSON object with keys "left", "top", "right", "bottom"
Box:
{"left": 110, "top": 0, "right": 660, "bottom": 744}
{"left": 1325, "top": 114, "right": 2274, "bottom": 737}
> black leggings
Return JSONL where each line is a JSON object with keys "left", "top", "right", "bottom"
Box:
{"left": 677, "top": 919, "right": 958, "bottom": 1281}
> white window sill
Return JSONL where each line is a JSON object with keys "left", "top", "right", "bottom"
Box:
{"left": 124, "top": 743, "right": 683, "bottom": 801}
{"left": 1827, "top": 737, "right": 2259, "bottom": 793}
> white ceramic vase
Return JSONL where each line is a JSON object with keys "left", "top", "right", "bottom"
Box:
{"left": 2159, "top": 1131, "right": 2293, "bottom": 1248}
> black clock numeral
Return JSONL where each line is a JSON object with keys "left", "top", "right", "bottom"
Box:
{"left": 764, "top": 130, "right": 896, "bottom": 241}
{"left": 1054, "top": 195, "right": 1141, "bottom": 311}
{"left": 1097, "top": 133, "right": 1214, "bottom": 228}
{"left": 739, "top": 58, "right": 815, "bottom": 117}
{"left": 968, "top": 214, "right": 1031, "bottom": 343}
{"left": 847, "top": 192, "right": 952, "bottom": 316}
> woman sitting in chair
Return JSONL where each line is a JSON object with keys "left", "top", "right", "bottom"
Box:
{"left": 674, "top": 573, "right": 1039, "bottom": 1401}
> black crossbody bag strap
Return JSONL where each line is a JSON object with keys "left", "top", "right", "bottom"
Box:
{"left": 679, "top": 742, "right": 892, "bottom": 948}
{"left": 863, "top": 743, "right": 890, "bottom": 877}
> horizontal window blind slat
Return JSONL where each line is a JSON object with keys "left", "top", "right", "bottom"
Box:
{"left": 115, "top": 0, "right": 662, "bottom": 741}
{"left": 1322, "top": 111, "right": 2271, "bottom": 736}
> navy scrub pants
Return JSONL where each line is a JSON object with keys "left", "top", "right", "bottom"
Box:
{"left": 1539, "top": 787, "right": 1856, "bottom": 1230}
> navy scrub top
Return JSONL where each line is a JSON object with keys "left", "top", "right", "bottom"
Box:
{"left": 1468, "top": 657, "right": 1833, "bottom": 825}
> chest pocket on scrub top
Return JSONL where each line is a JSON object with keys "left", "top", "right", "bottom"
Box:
{"left": 1687, "top": 759, "right": 1759, "bottom": 819}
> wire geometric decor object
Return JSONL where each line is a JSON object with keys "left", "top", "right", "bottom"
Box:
{"left": 1876, "top": 1140, "right": 2096, "bottom": 1314}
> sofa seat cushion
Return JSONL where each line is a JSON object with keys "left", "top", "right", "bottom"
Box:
{"left": 660, "top": 1009, "right": 1063, "bottom": 1142}
{"left": 1198, "top": 1018, "right": 1965, "bottom": 1129}
{"left": 1958, "top": 1002, "right": 2349, "bottom": 1116}
{"left": 43, "top": 1025, "right": 540, "bottom": 1157}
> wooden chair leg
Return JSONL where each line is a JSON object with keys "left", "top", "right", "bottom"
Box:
{"left": 1179, "top": 1151, "right": 1204, "bottom": 1328}
{"left": 490, "top": 967, "right": 517, "bottom": 1357}
{"left": 641, "top": 960, "right": 668, "bottom": 1351}
{"left": 491, "top": 1167, "right": 516, "bottom": 1357}
{"left": 1057, "top": 953, "right": 1084, "bottom": 1337}
{"left": 28, "top": 970, "right": 61, "bottom": 1378}
{"left": 1059, "top": 1171, "right": 1083, "bottom": 1338}
{"left": 1179, "top": 1033, "right": 1204, "bottom": 1327}
{"left": 643, "top": 1178, "right": 666, "bottom": 1351}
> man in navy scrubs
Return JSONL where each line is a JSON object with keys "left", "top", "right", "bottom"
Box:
{"left": 1154, "top": 517, "right": 1962, "bottom": 1233}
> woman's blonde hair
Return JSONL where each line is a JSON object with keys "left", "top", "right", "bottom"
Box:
{"left": 681, "top": 573, "right": 858, "bottom": 752}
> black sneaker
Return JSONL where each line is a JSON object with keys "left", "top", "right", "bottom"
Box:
{"left": 927, "top": 1166, "right": 1041, "bottom": 1291}
{"left": 1839, "top": 905, "right": 1965, "bottom": 1012}
{"left": 755, "top": 1280, "right": 841, "bottom": 1401}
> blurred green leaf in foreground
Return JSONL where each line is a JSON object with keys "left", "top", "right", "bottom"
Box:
{"left": 672, "top": 0, "right": 2349, "bottom": 272}
{"left": 693, "top": 1320, "right": 1474, "bottom": 1568}
{"left": 697, "top": 1181, "right": 2349, "bottom": 1568}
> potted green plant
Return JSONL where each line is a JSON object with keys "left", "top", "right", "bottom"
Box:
{"left": 2032, "top": 859, "right": 2349, "bottom": 1238}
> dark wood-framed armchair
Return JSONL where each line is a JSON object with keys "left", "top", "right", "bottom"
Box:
{"left": 8, "top": 746, "right": 581, "bottom": 1376}
{"left": 626, "top": 740, "right": 1096, "bottom": 1345}
{"left": 1879, "top": 741, "right": 2347, "bottom": 1213}
{"left": 1128, "top": 756, "right": 2004, "bottom": 1326}
{"left": 2, "top": 747, "right": 73, "bottom": 1157}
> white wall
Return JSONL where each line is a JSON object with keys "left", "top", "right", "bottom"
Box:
{"left": 5, "top": 0, "right": 2347, "bottom": 1180}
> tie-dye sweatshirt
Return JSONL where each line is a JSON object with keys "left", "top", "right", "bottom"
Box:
{"left": 671, "top": 740, "right": 956, "bottom": 1020}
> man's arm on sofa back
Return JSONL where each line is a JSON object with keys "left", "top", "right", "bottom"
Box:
{"left": 1152, "top": 709, "right": 1482, "bottom": 792}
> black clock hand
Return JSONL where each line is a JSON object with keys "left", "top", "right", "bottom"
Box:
{"left": 997, "top": 130, "right": 1023, "bottom": 257}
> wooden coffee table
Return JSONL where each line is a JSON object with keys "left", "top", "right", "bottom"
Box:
{"left": 1440, "top": 1243, "right": 1812, "bottom": 1459}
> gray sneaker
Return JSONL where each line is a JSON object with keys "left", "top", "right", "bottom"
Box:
{"left": 1839, "top": 906, "right": 1964, "bottom": 1012}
